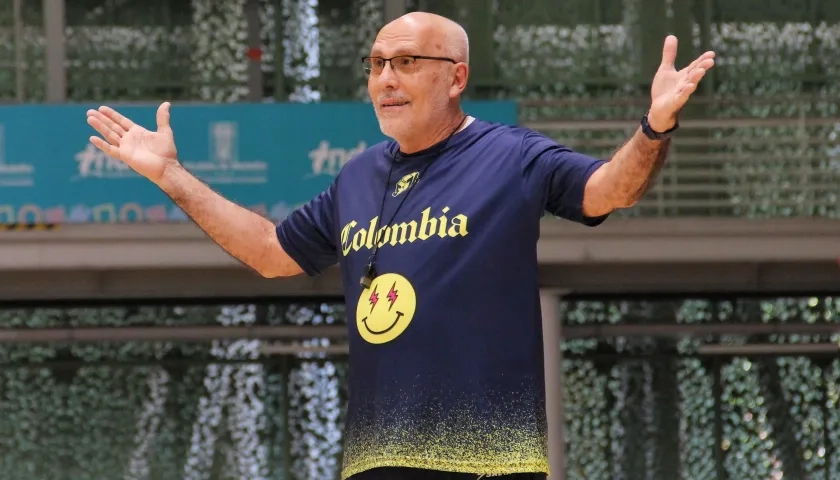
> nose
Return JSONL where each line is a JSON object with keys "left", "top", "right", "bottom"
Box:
{"left": 374, "top": 62, "right": 399, "bottom": 89}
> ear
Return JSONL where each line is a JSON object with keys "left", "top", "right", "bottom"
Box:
{"left": 449, "top": 63, "right": 469, "bottom": 98}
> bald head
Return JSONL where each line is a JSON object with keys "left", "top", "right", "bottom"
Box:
{"left": 383, "top": 12, "right": 469, "bottom": 64}
{"left": 367, "top": 12, "right": 471, "bottom": 153}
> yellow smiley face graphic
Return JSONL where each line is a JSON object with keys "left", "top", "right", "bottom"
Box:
{"left": 355, "top": 273, "right": 417, "bottom": 344}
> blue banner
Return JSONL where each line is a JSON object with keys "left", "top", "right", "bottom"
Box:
{"left": 0, "top": 101, "right": 516, "bottom": 224}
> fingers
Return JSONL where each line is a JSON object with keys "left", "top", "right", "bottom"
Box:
{"left": 675, "top": 68, "right": 708, "bottom": 105}
{"left": 675, "top": 81, "right": 699, "bottom": 105}
{"left": 687, "top": 66, "right": 708, "bottom": 85}
{"left": 156, "top": 102, "right": 172, "bottom": 132}
{"left": 86, "top": 110, "right": 123, "bottom": 147}
{"left": 98, "top": 105, "right": 136, "bottom": 131}
{"left": 660, "top": 35, "right": 678, "bottom": 69}
{"left": 677, "top": 52, "right": 714, "bottom": 101}
{"left": 89, "top": 135, "right": 120, "bottom": 159}
{"left": 681, "top": 51, "right": 716, "bottom": 74}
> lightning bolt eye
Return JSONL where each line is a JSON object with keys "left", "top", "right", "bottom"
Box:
{"left": 368, "top": 287, "right": 379, "bottom": 311}
{"left": 386, "top": 282, "right": 399, "bottom": 311}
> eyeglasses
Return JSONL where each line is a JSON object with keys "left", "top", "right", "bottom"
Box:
{"left": 361, "top": 55, "right": 457, "bottom": 76}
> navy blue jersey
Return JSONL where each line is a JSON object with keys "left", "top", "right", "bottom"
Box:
{"left": 276, "top": 118, "right": 608, "bottom": 479}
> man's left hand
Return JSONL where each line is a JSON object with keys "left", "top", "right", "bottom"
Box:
{"left": 647, "top": 35, "right": 716, "bottom": 132}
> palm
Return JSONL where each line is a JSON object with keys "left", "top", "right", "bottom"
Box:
{"left": 118, "top": 126, "right": 176, "bottom": 177}
{"left": 647, "top": 36, "right": 716, "bottom": 131}
{"left": 86, "top": 102, "right": 178, "bottom": 183}
{"left": 650, "top": 69, "right": 682, "bottom": 111}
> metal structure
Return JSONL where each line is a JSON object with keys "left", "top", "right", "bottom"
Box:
{"left": 1, "top": 218, "right": 839, "bottom": 301}
{"left": 3, "top": 0, "right": 839, "bottom": 218}
{"left": 522, "top": 96, "right": 840, "bottom": 218}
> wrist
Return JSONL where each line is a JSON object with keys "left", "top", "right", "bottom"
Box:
{"left": 154, "top": 159, "right": 185, "bottom": 191}
{"left": 646, "top": 110, "right": 677, "bottom": 133}
{"left": 641, "top": 113, "right": 679, "bottom": 141}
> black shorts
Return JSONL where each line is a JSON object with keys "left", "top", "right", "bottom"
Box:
{"left": 347, "top": 467, "right": 547, "bottom": 480}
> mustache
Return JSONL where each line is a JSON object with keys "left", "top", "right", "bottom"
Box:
{"left": 378, "top": 96, "right": 411, "bottom": 104}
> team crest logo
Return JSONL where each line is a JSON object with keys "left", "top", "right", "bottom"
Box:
{"left": 393, "top": 172, "right": 419, "bottom": 197}
{"left": 356, "top": 273, "right": 417, "bottom": 344}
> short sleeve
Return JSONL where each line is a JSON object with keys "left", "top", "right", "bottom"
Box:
{"left": 275, "top": 180, "right": 339, "bottom": 277}
{"left": 519, "top": 129, "right": 609, "bottom": 226}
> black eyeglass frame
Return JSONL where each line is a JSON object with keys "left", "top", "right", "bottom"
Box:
{"left": 361, "top": 55, "right": 457, "bottom": 75}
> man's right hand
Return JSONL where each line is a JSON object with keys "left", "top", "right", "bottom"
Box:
{"left": 86, "top": 102, "right": 178, "bottom": 185}
{"left": 85, "top": 100, "right": 305, "bottom": 278}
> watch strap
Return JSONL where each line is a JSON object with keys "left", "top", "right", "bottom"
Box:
{"left": 641, "top": 114, "right": 678, "bottom": 140}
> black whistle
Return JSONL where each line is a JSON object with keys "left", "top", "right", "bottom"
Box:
{"left": 360, "top": 263, "right": 376, "bottom": 289}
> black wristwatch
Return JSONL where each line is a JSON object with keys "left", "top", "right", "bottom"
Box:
{"left": 641, "top": 114, "right": 679, "bottom": 140}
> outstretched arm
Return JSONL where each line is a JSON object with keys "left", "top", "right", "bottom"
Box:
{"left": 582, "top": 35, "right": 715, "bottom": 218}
{"left": 581, "top": 125, "right": 672, "bottom": 217}
{"left": 157, "top": 163, "right": 304, "bottom": 278}
{"left": 86, "top": 103, "right": 304, "bottom": 278}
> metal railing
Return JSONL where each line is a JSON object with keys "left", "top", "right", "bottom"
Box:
{"left": 522, "top": 96, "right": 840, "bottom": 218}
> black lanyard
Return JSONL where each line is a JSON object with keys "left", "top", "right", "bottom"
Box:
{"left": 360, "top": 115, "right": 467, "bottom": 289}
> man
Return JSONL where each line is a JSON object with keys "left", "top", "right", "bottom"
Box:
{"left": 86, "top": 12, "right": 714, "bottom": 480}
